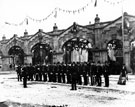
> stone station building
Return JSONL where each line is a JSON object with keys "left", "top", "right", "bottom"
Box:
{"left": 0, "top": 12, "right": 135, "bottom": 74}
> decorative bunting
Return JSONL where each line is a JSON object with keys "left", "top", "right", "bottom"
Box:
{"left": 4, "top": 0, "right": 124, "bottom": 26}
{"left": 104, "top": 0, "right": 124, "bottom": 5}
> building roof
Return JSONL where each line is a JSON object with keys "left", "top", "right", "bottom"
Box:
{"left": 1, "top": 12, "right": 135, "bottom": 42}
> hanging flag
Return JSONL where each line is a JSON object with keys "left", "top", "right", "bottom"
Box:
{"left": 108, "top": 44, "right": 116, "bottom": 61}
{"left": 124, "top": 17, "right": 130, "bottom": 30}
{"left": 54, "top": 9, "right": 57, "bottom": 18}
{"left": 26, "top": 18, "right": 28, "bottom": 25}
{"left": 5, "top": 22, "right": 11, "bottom": 25}
{"left": 94, "top": 0, "right": 97, "bottom": 7}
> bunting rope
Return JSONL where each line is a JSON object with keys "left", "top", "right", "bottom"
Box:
{"left": 5, "top": 0, "right": 125, "bottom": 26}
{"left": 5, "top": 18, "right": 28, "bottom": 26}
{"left": 104, "top": 0, "right": 124, "bottom": 5}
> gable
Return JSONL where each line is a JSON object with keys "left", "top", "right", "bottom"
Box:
{"left": 58, "top": 23, "right": 93, "bottom": 40}
{"left": 29, "top": 30, "right": 52, "bottom": 42}
{"left": 6, "top": 36, "right": 24, "bottom": 47}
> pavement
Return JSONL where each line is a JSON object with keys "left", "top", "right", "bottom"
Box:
{"left": 0, "top": 70, "right": 135, "bottom": 107}
{"left": 0, "top": 70, "right": 135, "bottom": 94}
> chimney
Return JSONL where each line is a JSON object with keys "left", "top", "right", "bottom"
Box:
{"left": 53, "top": 23, "right": 58, "bottom": 31}
{"left": 13, "top": 34, "right": 17, "bottom": 37}
{"left": 94, "top": 14, "right": 100, "bottom": 24}
{"left": 39, "top": 29, "right": 43, "bottom": 32}
{"left": 2, "top": 35, "right": 6, "bottom": 40}
{"left": 24, "top": 29, "right": 28, "bottom": 36}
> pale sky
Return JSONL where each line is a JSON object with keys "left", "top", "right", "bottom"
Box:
{"left": 0, "top": 0, "right": 135, "bottom": 39}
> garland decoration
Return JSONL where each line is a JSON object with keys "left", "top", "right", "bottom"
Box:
{"left": 4, "top": 0, "right": 124, "bottom": 26}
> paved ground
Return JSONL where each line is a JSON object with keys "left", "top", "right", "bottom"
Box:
{"left": 0, "top": 71, "right": 135, "bottom": 107}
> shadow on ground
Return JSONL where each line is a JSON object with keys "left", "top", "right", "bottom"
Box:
{"left": 0, "top": 101, "right": 68, "bottom": 107}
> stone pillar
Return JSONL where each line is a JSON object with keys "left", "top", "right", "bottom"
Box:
{"left": 123, "top": 34, "right": 132, "bottom": 72}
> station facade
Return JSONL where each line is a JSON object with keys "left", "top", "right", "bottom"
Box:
{"left": 0, "top": 12, "right": 135, "bottom": 74}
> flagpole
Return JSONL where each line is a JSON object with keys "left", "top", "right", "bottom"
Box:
{"left": 121, "top": 0, "right": 124, "bottom": 64}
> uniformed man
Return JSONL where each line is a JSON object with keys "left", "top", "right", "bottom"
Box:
{"left": 35, "top": 64, "right": 39, "bottom": 81}
{"left": 61, "top": 62, "right": 66, "bottom": 83}
{"left": 66, "top": 63, "right": 71, "bottom": 84}
{"left": 71, "top": 62, "right": 77, "bottom": 90}
{"left": 29, "top": 64, "right": 34, "bottom": 81}
{"left": 22, "top": 65, "right": 28, "bottom": 88}
{"left": 83, "top": 62, "right": 88, "bottom": 85}
{"left": 16, "top": 65, "right": 22, "bottom": 81}
{"left": 96, "top": 61, "right": 103, "bottom": 86}
{"left": 42, "top": 64, "right": 47, "bottom": 82}
{"left": 52, "top": 63, "right": 56, "bottom": 82}
{"left": 57, "top": 62, "right": 62, "bottom": 83}
{"left": 77, "top": 62, "right": 82, "bottom": 85}
{"left": 103, "top": 62, "right": 110, "bottom": 87}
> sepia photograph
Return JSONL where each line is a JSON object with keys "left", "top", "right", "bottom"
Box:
{"left": 0, "top": 0, "right": 135, "bottom": 107}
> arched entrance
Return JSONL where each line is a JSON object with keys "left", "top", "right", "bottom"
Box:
{"left": 107, "top": 39, "right": 123, "bottom": 74}
{"left": 8, "top": 46, "right": 24, "bottom": 66}
{"left": 31, "top": 43, "right": 53, "bottom": 65}
{"left": 130, "top": 40, "right": 135, "bottom": 74}
{"left": 62, "top": 37, "right": 92, "bottom": 64}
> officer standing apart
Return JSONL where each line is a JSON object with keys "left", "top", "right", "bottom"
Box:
{"left": 22, "top": 65, "right": 28, "bottom": 88}
{"left": 103, "top": 62, "right": 110, "bottom": 87}
{"left": 71, "top": 62, "right": 77, "bottom": 90}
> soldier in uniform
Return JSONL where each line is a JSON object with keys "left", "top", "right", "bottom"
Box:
{"left": 22, "top": 65, "right": 28, "bottom": 88}
{"left": 52, "top": 63, "right": 56, "bottom": 82}
{"left": 83, "top": 62, "right": 88, "bottom": 85}
{"left": 61, "top": 62, "right": 66, "bottom": 83}
{"left": 57, "top": 62, "right": 62, "bottom": 83}
{"left": 38, "top": 64, "right": 42, "bottom": 81}
{"left": 42, "top": 64, "right": 48, "bottom": 82}
{"left": 48, "top": 64, "right": 51, "bottom": 82}
{"left": 96, "top": 61, "right": 103, "bottom": 86}
{"left": 77, "top": 62, "right": 82, "bottom": 85}
{"left": 29, "top": 64, "right": 34, "bottom": 81}
{"left": 35, "top": 64, "right": 39, "bottom": 81}
{"left": 103, "top": 61, "right": 110, "bottom": 87}
{"left": 16, "top": 65, "right": 22, "bottom": 81}
{"left": 66, "top": 63, "right": 71, "bottom": 84}
{"left": 71, "top": 62, "right": 77, "bottom": 90}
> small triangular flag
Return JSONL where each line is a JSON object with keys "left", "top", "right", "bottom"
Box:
{"left": 94, "top": 0, "right": 97, "bottom": 7}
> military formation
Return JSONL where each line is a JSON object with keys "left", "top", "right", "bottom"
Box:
{"left": 16, "top": 61, "right": 110, "bottom": 89}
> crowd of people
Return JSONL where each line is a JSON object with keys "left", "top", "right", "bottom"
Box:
{"left": 16, "top": 61, "right": 111, "bottom": 89}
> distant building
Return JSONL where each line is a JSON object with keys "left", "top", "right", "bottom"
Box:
{"left": 0, "top": 12, "right": 135, "bottom": 74}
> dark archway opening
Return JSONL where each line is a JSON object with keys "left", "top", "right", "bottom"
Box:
{"left": 130, "top": 41, "right": 135, "bottom": 74}
{"left": 107, "top": 39, "right": 123, "bottom": 74}
{"left": 8, "top": 46, "right": 24, "bottom": 66}
{"left": 62, "top": 37, "right": 93, "bottom": 64}
{"left": 31, "top": 43, "right": 53, "bottom": 65}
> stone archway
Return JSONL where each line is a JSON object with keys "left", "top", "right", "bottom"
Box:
{"left": 8, "top": 46, "right": 24, "bottom": 66}
{"left": 31, "top": 43, "right": 53, "bottom": 65}
{"left": 62, "top": 37, "right": 93, "bottom": 64}
{"left": 130, "top": 40, "right": 135, "bottom": 74}
{"left": 107, "top": 39, "right": 123, "bottom": 74}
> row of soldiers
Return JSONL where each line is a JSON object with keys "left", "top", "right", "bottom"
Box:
{"left": 16, "top": 61, "right": 110, "bottom": 88}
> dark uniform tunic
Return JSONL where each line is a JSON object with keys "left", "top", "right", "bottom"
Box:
{"left": 22, "top": 66, "right": 28, "bottom": 88}
{"left": 96, "top": 63, "right": 102, "bottom": 86}
{"left": 103, "top": 63, "right": 110, "bottom": 87}
{"left": 71, "top": 63, "right": 77, "bottom": 90}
